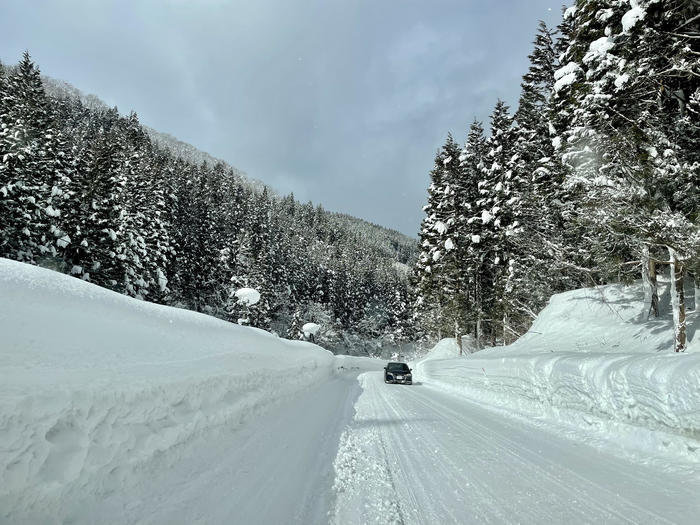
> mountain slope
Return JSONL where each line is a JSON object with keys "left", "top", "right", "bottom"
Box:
{"left": 0, "top": 55, "right": 417, "bottom": 356}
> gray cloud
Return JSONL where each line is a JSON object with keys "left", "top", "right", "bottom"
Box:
{"left": 0, "top": 0, "right": 562, "bottom": 235}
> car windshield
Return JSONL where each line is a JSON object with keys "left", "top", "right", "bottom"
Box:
{"left": 387, "top": 363, "right": 409, "bottom": 372}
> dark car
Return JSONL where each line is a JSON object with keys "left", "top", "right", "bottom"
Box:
{"left": 384, "top": 362, "right": 412, "bottom": 384}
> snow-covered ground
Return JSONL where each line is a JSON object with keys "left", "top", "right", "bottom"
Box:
{"left": 0, "top": 258, "right": 380, "bottom": 523}
{"left": 3, "top": 258, "right": 700, "bottom": 524}
{"left": 332, "top": 372, "right": 700, "bottom": 525}
{"left": 414, "top": 279, "right": 700, "bottom": 465}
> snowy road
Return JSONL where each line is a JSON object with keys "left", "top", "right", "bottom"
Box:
{"left": 71, "top": 374, "right": 362, "bottom": 525}
{"left": 38, "top": 369, "right": 700, "bottom": 525}
{"left": 332, "top": 372, "right": 700, "bottom": 525}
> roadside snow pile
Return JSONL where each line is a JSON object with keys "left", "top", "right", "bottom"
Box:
{"left": 0, "top": 258, "right": 334, "bottom": 522}
{"left": 414, "top": 335, "right": 475, "bottom": 363}
{"left": 415, "top": 279, "right": 700, "bottom": 461}
{"left": 510, "top": 278, "right": 699, "bottom": 354}
{"left": 334, "top": 354, "right": 385, "bottom": 374}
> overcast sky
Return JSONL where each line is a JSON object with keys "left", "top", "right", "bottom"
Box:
{"left": 1, "top": 0, "right": 562, "bottom": 236}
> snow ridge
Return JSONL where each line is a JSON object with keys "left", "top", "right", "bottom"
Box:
{"left": 415, "top": 281, "right": 700, "bottom": 464}
{"left": 0, "top": 258, "right": 336, "bottom": 522}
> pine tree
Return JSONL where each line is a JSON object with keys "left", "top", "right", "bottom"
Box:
{"left": 414, "top": 134, "right": 462, "bottom": 340}
{"left": 0, "top": 53, "right": 419, "bottom": 356}
{"left": 553, "top": 0, "right": 700, "bottom": 350}
{"left": 475, "top": 100, "right": 519, "bottom": 344}
{"left": 0, "top": 53, "right": 68, "bottom": 263}
{"left": 509, "top": 20, "right": 570, "bottom": 335}
{"left": 458, "top": 120, "right": 488, "bottom": 347}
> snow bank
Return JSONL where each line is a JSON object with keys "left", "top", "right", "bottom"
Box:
{"left": 334, "top": 354, "right": 385, "bottom": 374}
{"left": 415, "top": 281, "right": 700, "bottom": 461}
{"left": 413, "top": 335, "right": 475, "bottom": 362}
{"left": 0, "top": 258, "right": 335, "bottom": 522}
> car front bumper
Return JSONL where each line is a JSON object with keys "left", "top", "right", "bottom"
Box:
{"left": 386, "top": 376, "right": 412, "bottom": 384}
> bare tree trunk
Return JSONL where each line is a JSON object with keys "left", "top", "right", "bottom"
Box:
{"left": 502, "top": 313, "right": 508, "bottom": 346}
{"left": 642, "top": 245, "right": 659, "bottom": 319}
{"left": 668, "top": 247, "right": 687, "bottom": 352}
{"left": 475, "top": 314, "right": 481, "bottom": 351}
{"left": 649, "top": 257, "right": 659, "bottom": 319}
{"left": 455, "top": 319, "right": 462, "bottom": 356}
{"left": 474, "top": 269, "right": 482, "bottom": 351}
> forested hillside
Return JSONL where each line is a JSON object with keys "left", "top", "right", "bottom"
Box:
{"left": 414, "top": 0, "right": 699, "bottom": 352}
{"left": 0, "top": 54, "right": 416, "bottom": 355}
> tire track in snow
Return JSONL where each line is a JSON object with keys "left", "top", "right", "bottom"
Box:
{"left": 332, "top": 371, "right": 700, "bottom": 525}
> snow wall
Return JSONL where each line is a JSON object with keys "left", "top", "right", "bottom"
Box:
{"left": 415, "top": 283, "right": 700, "bottom": 461}
{"left": 0, "top": 258, "right": 337, "bottom": 520}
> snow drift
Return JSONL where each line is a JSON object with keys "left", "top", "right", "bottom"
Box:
{"left": 0, "top": 258, "right": 336, "bottom": 522}
{"left": 415, "top": 281, "right": 700, "bottom": 461}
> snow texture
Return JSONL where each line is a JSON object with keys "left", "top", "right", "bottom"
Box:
{"left": 234, "top": 286, "right": 261, "bottom": 305}
{"left": 433, "top": 220, "right": 447, "bottom": 234}
{"left": 302, "top": 322, "right": 321, "bottom": 336}
{"left": 622, "top": 3, "right": 646, "bottom": 33}
{"left": 332, "top": 369, "right": 700, "bottom": 525}
{"left": 0, "top": 258, "right": 336, "bottom": 522}
{"left": 584, "top": 37, "right": 614, "bottom": 64}
{"left": 414, "top": 280, "right": 700, "bottom": 464}
{"left": 553, "top": 62, "right": 581, "bottom": 93}
{"left": 614, "top": 72, "right": 630, "bottom": 89}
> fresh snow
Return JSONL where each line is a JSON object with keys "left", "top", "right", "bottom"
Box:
{"left": 302, "top": 322, "right": 321, "bottom": 336}
{"left": 2, "top": 259, "right": 699, "bottom": 524}
{"left": 553, "top": 61, "right": 581, "bottom": 93}
{"left": 414, "top": 279, "right": 700, "bottom": 466}
{"left": 622, "top": 3, "right": 646, "bottom": 32}
{"left": 433, "top": 220, "right": 447, "bottom": 234}
{"left": 0, "top": 258, "right": 351, "bottom": 523}
{"left": 583, "top": 37, "right": 615, "bottom": 65}
{"left": 614, "top": 72, "right": 630, "bottom": 89}
{"left": 234, "top": 286, "right": 260, "bottom": 305}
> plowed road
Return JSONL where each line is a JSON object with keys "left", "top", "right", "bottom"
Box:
{"left": 72, "top": 370, "right": 700, "bottom": 524}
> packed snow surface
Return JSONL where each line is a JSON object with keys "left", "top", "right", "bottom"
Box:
{"left": 0, "top": 258, "right": 347, "bottom": 523}
{"left": 332, "top": 372, "right": 700, "bottom": 525}
{"left": 415, "top": 280, "right": 700, "bottom": 464}
{"left": 3, "top": 258, "right": 700, "bottom": 524}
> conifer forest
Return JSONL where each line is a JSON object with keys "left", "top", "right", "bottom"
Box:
{"left": 0, "top": 55, "right": 416, "bottom": 355}
{"left": 414, "top": 1, "right": 699, "bottom": 352}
